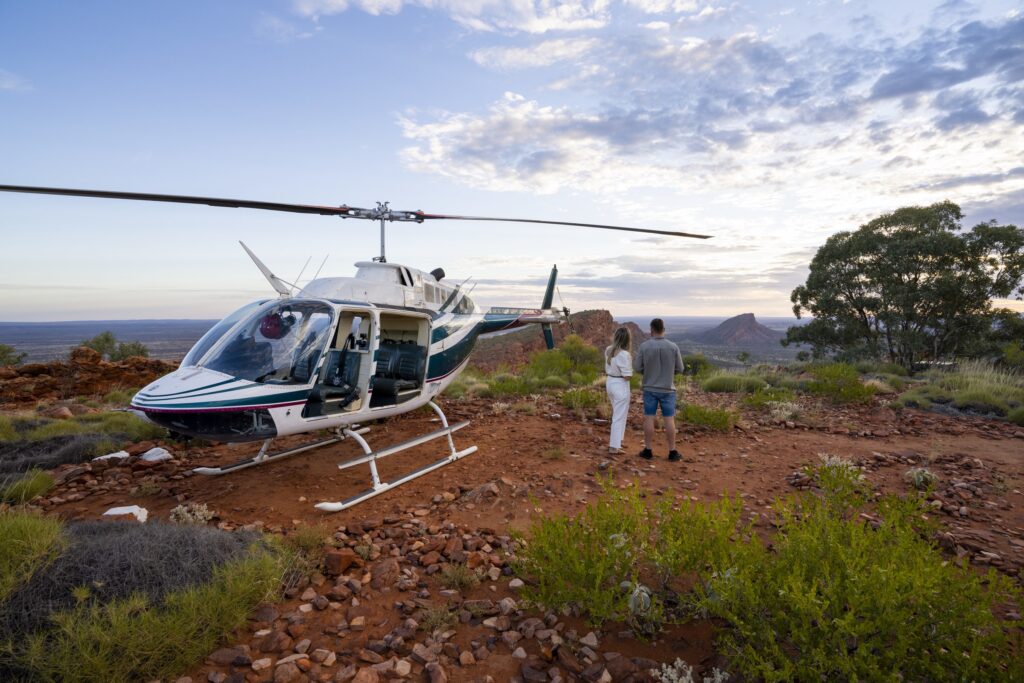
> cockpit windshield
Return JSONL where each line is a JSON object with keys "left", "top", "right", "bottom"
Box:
{"left": 181, "top": 300, "right": 269, "bottom": 368}
{"left": 199, "top": 301, "right": 335, "bottom": 384}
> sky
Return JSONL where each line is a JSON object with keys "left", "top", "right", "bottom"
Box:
{"left": 1, "top": 0, "right": 1022, "bottom": 322}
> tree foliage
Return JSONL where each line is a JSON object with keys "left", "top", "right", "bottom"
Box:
{"left": 0, "top": 345, "right": 26, "bottom": 367}
{"left": 80, "top": 332, "right": 149, "bottom": 361}
{"left": 785, "top": 202, "right": 1024, "bottom": 370}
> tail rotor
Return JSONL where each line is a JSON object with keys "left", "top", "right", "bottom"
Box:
{"left": 541, "top": 265, "right": 558, "bottom": 349}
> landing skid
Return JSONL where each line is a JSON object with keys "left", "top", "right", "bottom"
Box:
{"left": 192, "top": 426, "right": 371, "bottom": 476}
{"left": 315, "top": 401, "right": 477, "bottom": 513}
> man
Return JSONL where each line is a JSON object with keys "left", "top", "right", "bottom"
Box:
{"left": 633, "top": 318, "right": 685, "bottom": 461}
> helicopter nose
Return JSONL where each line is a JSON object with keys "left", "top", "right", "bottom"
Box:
{"left": 130, "top": 367, "right": 249, "bottom": 412}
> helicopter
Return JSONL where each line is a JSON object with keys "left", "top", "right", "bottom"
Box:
{"left": 0, "top": 184, "right": 711, "bottom": 512}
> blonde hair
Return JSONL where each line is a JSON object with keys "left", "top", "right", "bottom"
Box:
{"left": 606, "top": 327, "right": 631, "bottom": 364}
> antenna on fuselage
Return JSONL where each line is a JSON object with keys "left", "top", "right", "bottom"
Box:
{"left": 311, "top": 254, "right": 329, "bottom": 282}
{"left": 290, "top": 256, "right": 312, "bottom": 294}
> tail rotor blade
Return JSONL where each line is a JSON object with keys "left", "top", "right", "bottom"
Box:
{"left": 542, "top": 324, "right": 555, "bottom": 350}
{"left": 542, "top": 264, "right": 557, "bottom": 309}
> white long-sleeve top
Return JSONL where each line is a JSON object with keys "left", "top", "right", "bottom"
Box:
{"left": 604, "top": 348, "right": 633, "bottom": 378}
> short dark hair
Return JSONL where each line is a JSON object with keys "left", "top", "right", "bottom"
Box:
{"left": 650, "top": 318, "right": 664, "bottom": 334}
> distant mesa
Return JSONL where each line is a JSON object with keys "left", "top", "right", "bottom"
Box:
{"left": 688, "top": 313, "right": 783, "bottom": 347}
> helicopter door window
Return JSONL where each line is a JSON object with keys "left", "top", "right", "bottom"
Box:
{"left": 201, "top": 301, "right": 334, "bottom": 384}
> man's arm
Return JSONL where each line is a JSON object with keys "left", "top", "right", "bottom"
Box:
{"left": 633, "top": 344, "right": 644, "bottom": 373}
{"left": 674, "top": 346, "right": 685, "bottom": 375}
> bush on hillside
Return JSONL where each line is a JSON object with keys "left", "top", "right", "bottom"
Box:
{"left": 80, "top": 331, "right": 149, "bottom": 361}
{"left": 0, "top": 344, "right": 26, "bottom": 367}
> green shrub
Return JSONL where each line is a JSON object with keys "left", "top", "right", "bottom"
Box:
{"left": 0, "top": 344, "right": 26, "bottom": 367}
{"left": 517, "top": 481, "right": 652, "bottom": 626}
{"left": 558, "top": 335, "right": 603, "bottom": 382}
{"left": 538, "top": 375, "right": 569, "bottom": 390}
{"left": 416, "top": 605, "right": 457, "bottom": 634}
{"left": 0, "top": 510, "right": 65, "bottom": 604}
{"left": 80, "top": 332, "right": 149, "bottom": 361}
{"left": 682, "top": 354, "right": 714, "bottom": 377}
{"left": 14, "top": 549, "right": 282, "bottom": 683}
{"left": 102, "top": 388, "right": 135, "bottom": 405}
{"left": 650, "top": 496, "right": 751, "bottom": 583}
{"left": 1010, "top": 406, "right": 1024, "bottom": 426}
{"left": 523, "top": 335, "right": 602, "bottom": 386}
{"left": 701, "top": 491, "right": 1020, "bottom": 682}
{"left": 676, "top": 404, "right": 736, "bottom": 431}
{"left": 439, "top": 563, "right": 478, "bottom": 591}
{"left": 518, "top": 474, "right": 1022, "bottom": 680}
{"left": 525, "top": 351, "right": 572, "bottom": 380}
{"left": 562, "top": 388, "right": 601, "bottom": 411}
{"left": 742, "top": 386, "right": 795, "bottom": 409}
{"left": 109, "top": 341, "right": 149, "bottom": 361}
{"left": 1001, "top": 341, "right": 1024, "bottom": 370}
{"left": 481, "top": 375, "right": 536, "bottom": 397}
{"left": 701, "top": 374, "right": 767, "bottom": 393}
{"left": 807, "top": 363, "right": 875, "bottom": 404}
{"left": 1, "top": 469, "right": 54, "bottom": 504}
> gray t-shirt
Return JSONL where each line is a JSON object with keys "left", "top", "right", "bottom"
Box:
{"left": 633, "top": 336, "right": 685, "bottom": 392}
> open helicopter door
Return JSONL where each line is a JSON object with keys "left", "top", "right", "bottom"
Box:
{"left": 303, "top": 309, "right": 373, "bottom": 418}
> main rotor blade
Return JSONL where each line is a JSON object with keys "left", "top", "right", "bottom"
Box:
{"left": 0, "top": 185, "right": 353, "bottom": 216}
{"left": 416, "top": 212, "right": 711, "bottom": 239}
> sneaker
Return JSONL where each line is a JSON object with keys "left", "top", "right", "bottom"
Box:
{"left": 608, "top": 447, "right": 624, "bottom": 455}
{"left": 668, "top": 450, "right": 682, "bottom": 462}
{"left": 638, "top": 448, "right": 653, "bottom": 460}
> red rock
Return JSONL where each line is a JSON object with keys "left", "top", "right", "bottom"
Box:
{"left": 324, "top": 548, "right": 361, "bottom": 576}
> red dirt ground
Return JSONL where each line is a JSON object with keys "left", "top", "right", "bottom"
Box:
{"left": 28, "top": 386, "right": 1024, "bottom": 682}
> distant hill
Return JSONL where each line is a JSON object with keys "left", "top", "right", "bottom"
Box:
{"left": 688, "top": 313, "right": 784, "bottom": 347}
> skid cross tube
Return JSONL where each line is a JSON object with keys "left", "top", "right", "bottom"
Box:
{"left": 315, "top": 401, "right": 478, "bottom": 513}
{"left": 192, "top": 426, "right": 370, "bottom": 476}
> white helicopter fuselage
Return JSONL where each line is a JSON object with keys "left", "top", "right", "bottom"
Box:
{"left": 130, "top": 261, "right": 560, "bottom": 443}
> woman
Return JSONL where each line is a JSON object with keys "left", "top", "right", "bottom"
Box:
{"left": 605, "top": 327, "right": 633, "bottom": 454}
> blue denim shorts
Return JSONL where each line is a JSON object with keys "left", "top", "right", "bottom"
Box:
{"left": 642, "top": 390, "right": 676, "bottom": 417}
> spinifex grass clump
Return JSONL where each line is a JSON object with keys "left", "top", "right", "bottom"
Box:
{"left": 1, "top": 469, "right": 54, "bottom": 504}
{"left": 0, "top": 515, "right": 286, "bottom": 683}
{"left": 700, "top": 374, "right": 768, "bottom": 394}
{"left": 897, "top": 360, "right": 1024, "bottom": 420}
{"left": 741, "top": 385, "right": 795, "bottom": 409}
{"left": 806, "top": 362, "right": 876, "bottom": 403}
{"left": 518, "top": 467, "right": 1022, "bottom": 680}
{"left": 675, "top": 404, "right": 736, "bottom": 432}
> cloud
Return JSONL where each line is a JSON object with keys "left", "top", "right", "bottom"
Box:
{"left": 0, "top": 68, "right": 29, "bottom": 91}
{"left": 469, "top": 38, "right": 599, "bottom": 69}
{"left": 913, "top": 166, "right": 1024, "bottom": 191}
{"left": 253, "top": 13, "right": 318, "bottom": 42}
{"left": 293, "top": 0, "right": 613, "bottom": 33}
{"left": 869, "top": 16, "right": 1024, "bottom": 100}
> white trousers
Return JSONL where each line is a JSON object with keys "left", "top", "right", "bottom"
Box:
{"left": 606, "top": 377, "right": 631, "bottom": 449}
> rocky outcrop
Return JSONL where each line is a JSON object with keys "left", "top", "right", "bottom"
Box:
{"left": 689, "top": 313, "right": 783, "bottom": 347}
{"left": 0, "top": 347, "right": 176, "bottom": 404}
